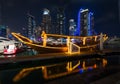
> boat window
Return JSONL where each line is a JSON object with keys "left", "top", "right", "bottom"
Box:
{"left": 9, "top": 45, "right": 16, "bottom": 49}
{"left": 7, "top": 46, "right": 9, "bottom": 49}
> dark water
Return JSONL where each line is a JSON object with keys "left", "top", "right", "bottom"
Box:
{"left": 0, "top": 50, "right": 120, "bottom": 84}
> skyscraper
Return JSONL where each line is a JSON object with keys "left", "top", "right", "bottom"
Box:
{"left": 118, "top": 0, "right": 120, "bottom": 24}
{"left": 41, "top": 8, "right": 52, "bottom": 34}
{"left": 56, "top": 7, "right": 66, "bottom": 35}
{"left": 27, "top": 13, "right": 36, "bottom": 38}
{"left": 0, "top": 25, "right": 6, "bottom": 37}
{"left": 0, "top": 5, "right": 1, "bottom": 24}
{"left": 0, "top": 0, "right": 2, "bottom": 24}
{"left": 69, "top": 19, "right": 76, "bottom": 35}
{"left": 76, "top": 8, "right": 94, "bottom": 36}
{"left": 89, "top": 12, "right": 95, "bottom": 35}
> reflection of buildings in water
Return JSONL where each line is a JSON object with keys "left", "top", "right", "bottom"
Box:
{"left": 13, "top": 58, "right": 107, "bottom": 82}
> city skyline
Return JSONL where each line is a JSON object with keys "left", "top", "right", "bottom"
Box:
{"left": 0, "top": 0, "right": 119, "bottom": 36}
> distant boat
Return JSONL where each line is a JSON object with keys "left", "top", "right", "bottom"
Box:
{"left": 0, "top": 37, "right": 19, "bottom": 53}
{"left": 105, "top": 37, "right": 120, "bottom": 45}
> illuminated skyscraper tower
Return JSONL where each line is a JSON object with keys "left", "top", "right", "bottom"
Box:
{"left": 56, "top": 7, "right": 66, "bottom": 35}
{"left": 69, "top": 19, "right": 76, "bottom": 35}
{"left": 27, "top": 13, "right": 36, "bottom": 38}
{"left": 76, "top": 8, "right": 94, "bottom": 36}
{"left": 41, "top": 8, "right": 52, "bottom": 34}
{"left": 0, "top": 5, "right": 1, "bottom": 24}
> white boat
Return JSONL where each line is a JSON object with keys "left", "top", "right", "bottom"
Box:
{"left": 0, "top": 37, "right": 19, "bottom": 53}
{"left": 3, "top": 43, "right": 24, "bottom": 55}
{"left": 106, "top": 37, "right": 120, "bottom": 45}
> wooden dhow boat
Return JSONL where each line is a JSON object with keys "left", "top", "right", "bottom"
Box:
{"left": 12, "top": 31, "right": 108, "bottom": 53}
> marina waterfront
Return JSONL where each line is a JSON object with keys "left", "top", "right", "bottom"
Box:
{"left": 0, "top": 49, "right": 120, "bottom": 84}
{"left": 0, "top": 0, "right": 119, "bottom": 84}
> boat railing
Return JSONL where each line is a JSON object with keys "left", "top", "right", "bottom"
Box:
{"left": 41, "top": 31, "right": 108, "bottom": 47}
{"left": 68, "top": 42, "right": 81, "bottom": 54}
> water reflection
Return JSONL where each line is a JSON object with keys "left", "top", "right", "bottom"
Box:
{"left": 1, "top": 49, "right": 120, "bottom": 84}
{"left": 12, "top": 57, "right": 107, "bottom": 83}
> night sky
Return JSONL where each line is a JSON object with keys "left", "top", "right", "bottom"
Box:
{"left": 0, "top": 0, "right": 120, "bottom": 36}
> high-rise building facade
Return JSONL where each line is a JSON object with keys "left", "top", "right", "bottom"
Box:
{"left": 89, "top": 12, "right": 95, "bottom": 35}
{"left": 27, "top": 13, "right": 36, "bottom": 38}
{"left": 0, "top": 25, "right": 6, "bottom": 37}
{"left": 56, "top": 7, "right": 66, "bottom": 35}
{"left": 22, "top": 27, "right": 27, "bottom": 37}
{"left": 118, "top": 0, "right": 120, "bottom": 25}
{"left": 41, "top": 8, "right": 52, "bottom": 34}
{"left": 0, "top": 5, "right": 2, "bottom": 24}
{"left": 0, "top": 0, "right": 3, "bottom": 24}
{"left": 76, "top": 8, "right": 94, "bottom": 36}
{"left": 69, "top": 19, "right": 76, "bottom": 35}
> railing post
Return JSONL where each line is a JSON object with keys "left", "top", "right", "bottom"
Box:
{"left": 94, "top": 36, "right": 97, "bottom": 42}
{"left": 83, "top": 61, "right": 86, "bottom": 69}
{"left": 42, "top": 31, "right": 47, "bottom": 47}
{"left": 103, "top": 34, "right": 108, "bottom": 42}
{"left": 67, "top": 36, "right": 70, "bottom": 53}
{"left": 79, "top": 47, "right": 80, "bottom": 53}
{"left": 70, "top": 42, "right": 72, "bottom": 54}
{"left": 100, "top": 33, "right": 103, "bottom": 51}
{"left": 83, "top": 37, "right": 86, "bottom": 45}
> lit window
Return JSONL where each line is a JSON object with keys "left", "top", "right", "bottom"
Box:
{"left": 60, "top": 15, "right": 63, "bottom": 17}
{"left": 60, "top": 21, "right": 63, "bottom": 24}
{"left": 84, "top": 20, "right": 87, "bottom": 23}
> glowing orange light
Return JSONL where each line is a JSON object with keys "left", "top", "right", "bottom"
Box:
{"left": 93, "top": 64, "right": 97, "bottom": 68}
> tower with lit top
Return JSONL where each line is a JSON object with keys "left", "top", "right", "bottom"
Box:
{"left": 76, "top": 8, "right": 94, "bottom": 36}
{"left": 41, "top": 8, "right": 52, "bottom": 34}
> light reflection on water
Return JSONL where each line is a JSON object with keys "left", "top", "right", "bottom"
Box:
{"left": 0, "top": 49, "right": 120, "bottom": 84}
{"left": 0, "top": 56, "right": 109, "bottom": 84}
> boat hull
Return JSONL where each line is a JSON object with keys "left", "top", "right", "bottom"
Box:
{"left": 24, "top": 43, "right": 68, "bottom": 53}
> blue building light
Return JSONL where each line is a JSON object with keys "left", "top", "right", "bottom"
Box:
{"left": 88, "top": 12, "right": 91, "bottom": 36}
{"left": 79, "top": 69, "right": 84, "bottom": 74}
{"left": 78, "top": 65, "right": 82, "bottom": 69}
{"left": 76, "top": 8, "right": 83, "bottom": 36}
{"left": 87, "top": 67, "right": 93, "bottom": 71}
{"left": 90, "top": 12, "right": 93, "bottom": 15}
{"left": 88, "top": 12, "right": 94, "bottom": 36}
{"left": 76, "top": 8, "right": 94, "bottom": 36}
